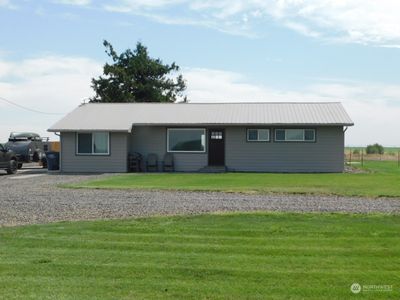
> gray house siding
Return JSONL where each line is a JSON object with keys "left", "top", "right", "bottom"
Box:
{"left": 59, "top": 126, "right": 345, "bottom": 173}
{"left": 60, "top": 132, "right": 128, "bottom": 172}
{"left": 129, "top": 126, "right": 207, "bottom": 172}
{"left": 129, "top": 126, "right": 344, "bottom": 173}
{"left": 225, "top": 126, "right": 344, "bottom": 172}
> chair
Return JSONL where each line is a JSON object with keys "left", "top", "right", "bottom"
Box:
{"left": 163, "top": 153, "right": 174, "bottom": 172}
{"left": 146, "top": 153, "right": 158, "bottom": 172}
{"left": 128, "top": 152, "right": 142, "bottom": 172}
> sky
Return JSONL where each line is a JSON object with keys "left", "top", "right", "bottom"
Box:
{"left": 0, "top": 0, "right": 400, "bottom": 146}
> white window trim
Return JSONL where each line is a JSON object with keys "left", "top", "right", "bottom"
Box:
{"left": 76, "top": 132, "right": 110, "bottom": 155}
{"left": 167, "top": 128, "right": 206, "bottom": 153}
{"left": 275, "top": 129, "right": 315, "bottom": 142}
{"left": 247, "top": 129, "right": 270, "bottom": 142}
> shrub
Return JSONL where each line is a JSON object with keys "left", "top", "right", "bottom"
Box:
{"left": 352, "top": 149, "right": 360, "bottom": 155}
{"left": 366, "top": 143, "right": 384, "bottom": 155}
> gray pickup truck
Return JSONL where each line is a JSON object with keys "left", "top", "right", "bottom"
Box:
{"left": 0, "top": 143, "right": 18, "bottom": 174}
{"left": 5, "top": 132, "right": 48, "bottom": 169}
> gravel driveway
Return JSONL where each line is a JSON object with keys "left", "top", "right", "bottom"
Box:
{"left": 1, "top": 167, "right": 399, "bottom": 226}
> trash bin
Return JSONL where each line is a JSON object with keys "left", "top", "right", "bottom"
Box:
{"left": 46, "top": 151, "right": 60, "bottom": 171}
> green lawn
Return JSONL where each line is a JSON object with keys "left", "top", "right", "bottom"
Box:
{"left": 68, "top": 161, "right": 400, "bottom": 198}
{"left": 0, "top": 213, "right": 398, "bottom": 299}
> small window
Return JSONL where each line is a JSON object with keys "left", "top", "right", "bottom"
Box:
{"left": 304, "top": 129, "right": 315, "bottom": 141}
{"left": 275, "top": 129, "right": 315, "bottom": 142}
{"left": 275, "top": 129, "right": 285, "bottom": 141}
{"left": 211, "top": 131, "right": 223, "bottom": 140}
{"left": 77, "top": 133, "right": 92, "bottom": 154}
{"left": 247, "top": 129, "right": 270, "bottom": 142}
{"left": 93, "top": 132, "right": 109, "bottom": 153}
{"left": 286, "top": 129, "right": 304, "bottom": 141}
{"left": 77, "top": 132, "right": 109, "bottom": 155}
{"left": 167, "top": 129, "right": 206, "bottom": 152}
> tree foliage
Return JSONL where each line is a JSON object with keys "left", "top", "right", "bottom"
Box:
{"left": 366, "top": 143, "right": 384, "bottom": 155}
{"left": 90, "top": 40, "right": 186, "bottom": 103}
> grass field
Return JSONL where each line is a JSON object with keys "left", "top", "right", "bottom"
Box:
{"left": 0, "top": 213, "right": 398, "bottom": 299}
{"left": 68, "top": 161, "right": 400, "bottom": 198}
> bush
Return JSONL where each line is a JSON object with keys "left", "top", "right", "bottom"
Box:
{"left": 366, "top": 143, "right": 384, "bottom": 155}
{"left": 352, "top": 149, "right": 360, "bottom": 155}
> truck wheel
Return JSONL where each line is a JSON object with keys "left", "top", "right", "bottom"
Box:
{"left": 33, "top": 151, "right": 41, "bottom": 162}
{"left": 41, "top": 158, "right": 48, "bottom": 169}
{"left": 17, "top": 163, "right": 23, "bottom": 169}
{"left": 7, "top": 160, "right": 18, "bottom": 174}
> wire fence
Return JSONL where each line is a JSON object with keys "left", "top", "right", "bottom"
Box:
{"left": 345, "top": 149, "right": 400, "bottom": 167}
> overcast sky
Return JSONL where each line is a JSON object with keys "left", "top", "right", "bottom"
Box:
{"left": 1, "top": 0, "right": 400, "bottom": 146}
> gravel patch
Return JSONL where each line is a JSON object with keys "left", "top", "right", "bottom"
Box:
{"left": 0, "top": 168, "right": 399, "bottom": 227}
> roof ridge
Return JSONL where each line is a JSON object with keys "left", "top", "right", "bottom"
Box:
{"left": 84, "top": 101, "right": 343, "bottom": 105}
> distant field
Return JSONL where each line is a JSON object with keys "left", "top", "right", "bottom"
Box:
{"left": 0, "top": 213, "right": 398, "bottom": 299}
{"left": 346, "top": 147, "right": 400, "bottom": 154}
{"left": 345, "top": 147, "right": 400, "bottom": 162}
{"left": 68, "top": 161, "right": 400, "bottom": 198}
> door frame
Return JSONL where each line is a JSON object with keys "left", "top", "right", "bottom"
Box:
{"left": 208, "top": 128, "right": 225, "bottom": 166}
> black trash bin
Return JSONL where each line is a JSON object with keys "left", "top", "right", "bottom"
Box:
{"left": 46, "top": 151, "right": 60, "bottom": 171}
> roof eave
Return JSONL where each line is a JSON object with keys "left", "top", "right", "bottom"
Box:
{"left": 47, "top": 129, "right": 131, "bottom": 133}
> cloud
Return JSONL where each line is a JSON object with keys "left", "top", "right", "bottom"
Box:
{"left": 283, "top": 21, "right": 321, "bottom": 38}
{"left": 266, "top": 0, "right": 400, "bottom": 46}
{"left": 1, "top": 54, "right": 399, "bottom": 146}
{"left": 0, "top": 0, "right": 16, "bottom": 9}
{"left": 103, "top": 0, "right": 257, "bottom": 37}
{"left": 0, "top": 55, "right": 102, "bottom": 141}
{"left": 90, "top": 0, "right": 400, "bottom": 46}
{"left": 184, "top": 68, "right": 400, "bottom": 146}
{"left": 53, "top": 0, "right": 91, "bottom": 6}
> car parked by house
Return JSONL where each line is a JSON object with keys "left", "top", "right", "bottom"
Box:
{"left": 5, "top": 132, "right": 48, "bottom": 169}
{"left": 0, "top": 143, "right": 18, "bottom": 174}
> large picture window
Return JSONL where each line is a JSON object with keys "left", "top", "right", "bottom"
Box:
{"left": 77, "top": 132, "right": 109, "bottom": 155}
{"left": 275, "top": 129, "right": 315, "bottom": 142}
{"left": 247, "top": 129, "right": 270, "bottom": 142}
{"left": 167, "top": 128, "right": 206, "bottom": 152}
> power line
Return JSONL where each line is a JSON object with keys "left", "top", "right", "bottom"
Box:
{"left": 0, "top": 96, "right": 64, "bottom": 115}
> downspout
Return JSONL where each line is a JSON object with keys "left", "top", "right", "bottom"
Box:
{"left": 57, "top": 132, "right": 62, "bottom": 172}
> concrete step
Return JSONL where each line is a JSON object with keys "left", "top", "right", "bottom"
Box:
{"left": 198, "top": 166, "right": 227, "bottom": 173}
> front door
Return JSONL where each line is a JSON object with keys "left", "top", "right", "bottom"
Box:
{"left": 208, "top": 129, "right": 225, "bottom": 166}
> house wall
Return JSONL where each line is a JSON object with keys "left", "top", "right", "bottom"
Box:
{"left": 129, "top": 126, "right": 344, "bottom": 173}
{"left": 225, "top": 126, "right": 344, "bottom": 172}
{"left": 129, "top": 126, "right": 207, "bottom": 172}
{"left": 59, "top": 125, "right": 345, "bottom": 173}
{"left": 60, "top": 132, "right": 128, "bottom": 172}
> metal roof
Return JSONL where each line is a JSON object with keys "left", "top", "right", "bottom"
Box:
{"left": 48, "top": 102, "right": 354, "bottom": 132}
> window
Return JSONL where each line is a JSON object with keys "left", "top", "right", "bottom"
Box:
{"left": 247, "top": 129, "right": 270, "bottom": 142}
{"left": 77, "top": 132, "right": 109, "bottom": 155}
{"left": 275, "top": 129, "right": 315, "bottom": 142}
{"left": 211, "top": 131, "right": 223, "bottom": 140}
{"left": 167, "top": 128, "right": 206, "bottom": 152}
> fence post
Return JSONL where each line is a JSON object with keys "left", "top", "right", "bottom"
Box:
{"left": 361, "top": 149, "right": 364, "bottom": 167}
{"left": 349, "top": 150, "right": 352, "bottom": 165}
{"left": 398, "top": 151, "right": 399, "bottom": 168}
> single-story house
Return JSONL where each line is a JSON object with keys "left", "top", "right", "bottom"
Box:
{"left": 48, "top": 102, "right": 353, "bottom": 173}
